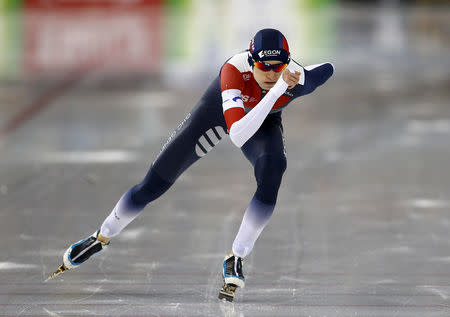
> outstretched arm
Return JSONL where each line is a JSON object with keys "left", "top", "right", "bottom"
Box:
{"left": 303, "top": 62, "right": 334, "bottom": 94}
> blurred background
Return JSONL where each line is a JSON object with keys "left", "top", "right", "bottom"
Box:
{"left": 0, "top": 1, "right": 449, "bottom": 316}
{"left": 0, "top": 0, "right": 448, "bottom": 156}
{"left": 0, "top": 0, "right": 448, "bottom": 82}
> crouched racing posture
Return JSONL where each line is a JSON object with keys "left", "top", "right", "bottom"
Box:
{"left": 48, "top": 28, "right": 334, "bottom": 302}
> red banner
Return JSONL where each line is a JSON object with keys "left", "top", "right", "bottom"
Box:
{"left": 25, "top": 0, "right": 161, "bottom": 9}
{"left": 24, "top": 0, "right": 163, "bottom": 74}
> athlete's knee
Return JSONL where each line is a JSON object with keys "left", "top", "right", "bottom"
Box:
{"left": 254, "top": 154, "right": 287, "bottom": 204}
{"left": 128, "top": 167, "right": 173, "bottom": 209}
{"left": 255, "top": 153, "right": 287, "bottom": 183}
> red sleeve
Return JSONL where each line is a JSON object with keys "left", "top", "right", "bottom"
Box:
{"left": 220, "top": 63, "right": 244, "bottom": 92}
{"left": 224, "top": 108, "right": 245, "bottom": 130}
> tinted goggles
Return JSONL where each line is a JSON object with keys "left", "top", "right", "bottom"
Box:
{"left": 253, "top": 61, "right": 287, "bottom": 72}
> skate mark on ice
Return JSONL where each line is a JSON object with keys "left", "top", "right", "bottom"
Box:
{"left": 430, "top": 256, "right": 450, "bottom": 263}
{"left": 133, "top": 261, "right": 160, "bottom": 270}
{"left": 0, "top": 262, "right": 39, "bottom": 270}
{"left": 19, "top": 234, "right": 34, "bottom": 240}
{"left": 132, "top": 262, "right": 159, "bottom": 295}
{"left": 72, "top": 284, "right": 104, "bottom": 303}
{"left": 37, "top": 150, "right": 138, "bottom": 164}
{"left": 145, "top": 272, "right": 152, "bottom": 296}
{"left": 117, "top": 227, "right": 146, "bottom": 240}
{"left": 384, "top": 246, "right": 413, "bottom": 254}
{"left": 42, "top": 308, "right": 62, "bottom": 317}
{"left": 374, "top": 279, "right": 398, "bottom": 284}
{"left": 407, "top": 119, "right": 450, "bottom": 134}
{"left": 219, "top": 301, "right": 245, "bottom": 317}
{"left": 279, "top": 276, "right": 313, "bottom": 283}
{"left": 40, "top": 247, "right": 47, "bottom": 282}
{"left": 401, "top": 199, "right": 450, "bottom": 209}
{"left": 362, "top": 246, "right": 413, "bottom": 255}
{"left": 418, "top": 286, "right": 449, "bottom": 300}
{"left": 16, "top": 306, "right": 31, "bottom": 316}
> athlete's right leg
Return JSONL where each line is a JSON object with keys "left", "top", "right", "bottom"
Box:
{"left": 48, "top": 77, "right": 227, "bottom": 280}
{"left": 99, "top": 78, "right": 227, "bottom": 239}
{"left": 99, "top": 168, "right": 173, "bottom": 238}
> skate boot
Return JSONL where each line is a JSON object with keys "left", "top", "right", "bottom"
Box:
{"left": 46, "top": 230, "right": 110, "bottom": 281}
{"left": 218, "top": 253, "right": 245, "bottom": 302}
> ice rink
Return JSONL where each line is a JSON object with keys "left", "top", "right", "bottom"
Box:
{"left": 0, "top": 1, "right": 449, "bottom": 316}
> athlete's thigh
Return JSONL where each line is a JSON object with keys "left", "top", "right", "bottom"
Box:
{"left": 151, "top": 77, "right": 228, "bottom": 183}
{"left": 241, "top": 113, "right": 286, "bottom": 167}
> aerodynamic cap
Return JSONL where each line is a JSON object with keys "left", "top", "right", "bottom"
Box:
{"left": 249, "top": 28, "right": 290, "bottom": 64}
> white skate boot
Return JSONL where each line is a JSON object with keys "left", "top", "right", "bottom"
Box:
{"left": 46, "top": 230, "right": 109, "bottom": 281}
{"left": 218, "top": 253, "right": 245, "bottom": 302}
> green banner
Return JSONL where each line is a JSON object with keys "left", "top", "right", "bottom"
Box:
{"left": 302, "top": 0, "right": 336, "bottom": 9}
{"left": 0, "top": 5, "right": 22, "bottom": 78}
{"left": 0, "top": 0, "right": 23, "bottom": 10}
{"left": 165, "top": 0, "right": 192, "bottom": 60}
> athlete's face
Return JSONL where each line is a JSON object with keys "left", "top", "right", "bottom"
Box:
{"left": 252, "top": 60, "right": 284, "bottom": 90}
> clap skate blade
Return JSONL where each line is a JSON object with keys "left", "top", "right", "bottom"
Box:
{"left": 46, "top": 230, "right": 108, "bottom": 282}
{"left": 218, "top": 283, "right": 237, "bottom": 302}
{"left": 45, "top": 264, "right": 68, "bottom": 281}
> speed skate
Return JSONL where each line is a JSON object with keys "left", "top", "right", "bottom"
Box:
{"left": 218, "top": 253, "right": 245, "bottom": 302}
{"left": 46, "top": 230, "right": 109, "bottom": 281}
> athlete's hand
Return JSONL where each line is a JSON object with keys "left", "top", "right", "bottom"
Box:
{"left": 282, "top": 69, "right": 300, "bottom": 89}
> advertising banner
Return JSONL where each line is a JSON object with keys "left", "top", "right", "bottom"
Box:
{"left": 23, "top": 0, "right": 163, "bottom": 74}
{"left": 0, "top": 3, "right": 21, "bottom": 77}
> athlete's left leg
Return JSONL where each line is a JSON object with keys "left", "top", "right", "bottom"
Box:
{"left": 219, "top": 113, "right": 287, "bottom": 301}
{"left": 232, "top": 112, "right": 287, "bottom": 259}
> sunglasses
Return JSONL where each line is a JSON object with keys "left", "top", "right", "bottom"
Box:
{"left": 253, "top": 61, "right": 287, "bottom": 72}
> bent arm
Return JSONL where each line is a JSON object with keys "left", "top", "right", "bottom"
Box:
{"left": 222, "top": 78, "right": 288, "bottom": 148}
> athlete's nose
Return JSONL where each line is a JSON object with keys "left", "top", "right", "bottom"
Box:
{"left": 266, "top": 70, "right": 278, "bottom": 81}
